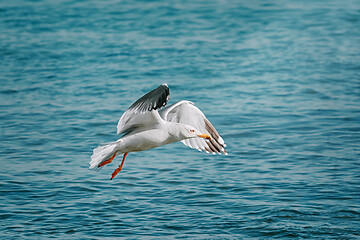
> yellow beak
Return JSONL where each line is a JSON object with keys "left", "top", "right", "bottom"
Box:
{"left": 198, "top": 134, "right": 211, "bottom": 140}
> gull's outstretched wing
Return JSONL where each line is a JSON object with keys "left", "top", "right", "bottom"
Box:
{"left": 160, "top": 100, "right": 227, "bottom": 155}
{"left": 117, "top": 84, "right": 170, "bottom": 135}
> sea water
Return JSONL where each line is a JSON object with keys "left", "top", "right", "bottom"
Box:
{"left": 0, "top": 0, "right": 359, "bottom": 238}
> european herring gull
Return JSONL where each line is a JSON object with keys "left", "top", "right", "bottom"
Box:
{"left": 90, "top": 83, "right": 227, "bottom": 180}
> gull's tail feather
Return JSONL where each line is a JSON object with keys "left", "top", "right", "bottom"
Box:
{"left": 89, "top": 141, "right": 120, "bottom": 171}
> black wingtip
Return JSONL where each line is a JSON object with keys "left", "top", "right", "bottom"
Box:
{"left": 128, "top": 84, "right": 170, "bottom": 113}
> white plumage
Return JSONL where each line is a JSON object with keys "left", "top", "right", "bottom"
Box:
{"left": 90, "top": 84, "right": 227, "bottom": 180}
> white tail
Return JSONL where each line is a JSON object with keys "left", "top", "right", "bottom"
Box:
{"left": 89, "top": 141, "right": 119, "bottom": 170}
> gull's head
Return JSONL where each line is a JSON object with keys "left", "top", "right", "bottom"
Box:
{"left": 180, "top": 124, "right": 211, "bottom": 140}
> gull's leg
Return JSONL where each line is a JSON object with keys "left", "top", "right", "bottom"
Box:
{"left": 98, "top": 152, "right": 116, "bottom": 168}
{"left": 111, "top": 152, "right": 129, "bottom": 180}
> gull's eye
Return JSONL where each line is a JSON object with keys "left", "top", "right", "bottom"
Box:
{"left": 190, "top": 129, "right": 195, "bottom": 133}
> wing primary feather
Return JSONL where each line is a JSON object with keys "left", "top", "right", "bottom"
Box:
{"left": 210, "top": 139, "right": 222, "bottom": 154}
{"left": 204, "top": 118, "right": 221, "bottom": 140}
{"left": 197, "top": 138, "right": 209, "bottom": 153}
{"left": 204, "top": 148, "right": 211, "bottom": 153}
{"left": 204, "top": 118, "right": 227, "bottom": 154}
{"left": 117, "top": 84, "right": 169, "bottom": 135}
{"left": 206, "top": 141, "right": 218, "bottom": 154}
{"left": 159, "top": 97, "right": 227, "bottom": 155}
{"left": 128, "top": 84, "right": 169, "bottom": 113}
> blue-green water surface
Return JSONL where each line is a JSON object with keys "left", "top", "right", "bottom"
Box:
{"left": 1, "top": 0, "right": 360, "bottom": 239}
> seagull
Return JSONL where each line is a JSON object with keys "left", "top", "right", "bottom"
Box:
{"left": 90, "top": 83, "right": 227, "bottom": 180}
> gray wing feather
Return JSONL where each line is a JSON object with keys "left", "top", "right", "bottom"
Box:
{"left": 160, "top": 101, "right": 227, "bottom": 155}
{"left": 129, "top": 84, "right": 169, "bottom": 113}
{"left": 117, "top": 84, "right": 170, "bottom": 135}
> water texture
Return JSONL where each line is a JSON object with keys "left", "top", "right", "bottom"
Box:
{"left": 1, "top": 0, "right": 360, "bottom": 239}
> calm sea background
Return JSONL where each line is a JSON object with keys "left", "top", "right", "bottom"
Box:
{"left": 1, "top": 0, "right": 360, "bottom": 239}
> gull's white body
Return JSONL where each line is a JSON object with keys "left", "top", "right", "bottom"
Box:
{"left": 115, "top": 122, "right": 189, "bottom": 153}
{"left": 89, "top": 84, "right": 227, "bottom": 178}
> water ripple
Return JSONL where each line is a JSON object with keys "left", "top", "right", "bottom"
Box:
{"left": 1, "top": 0, "right": 360, "bottom": 239}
